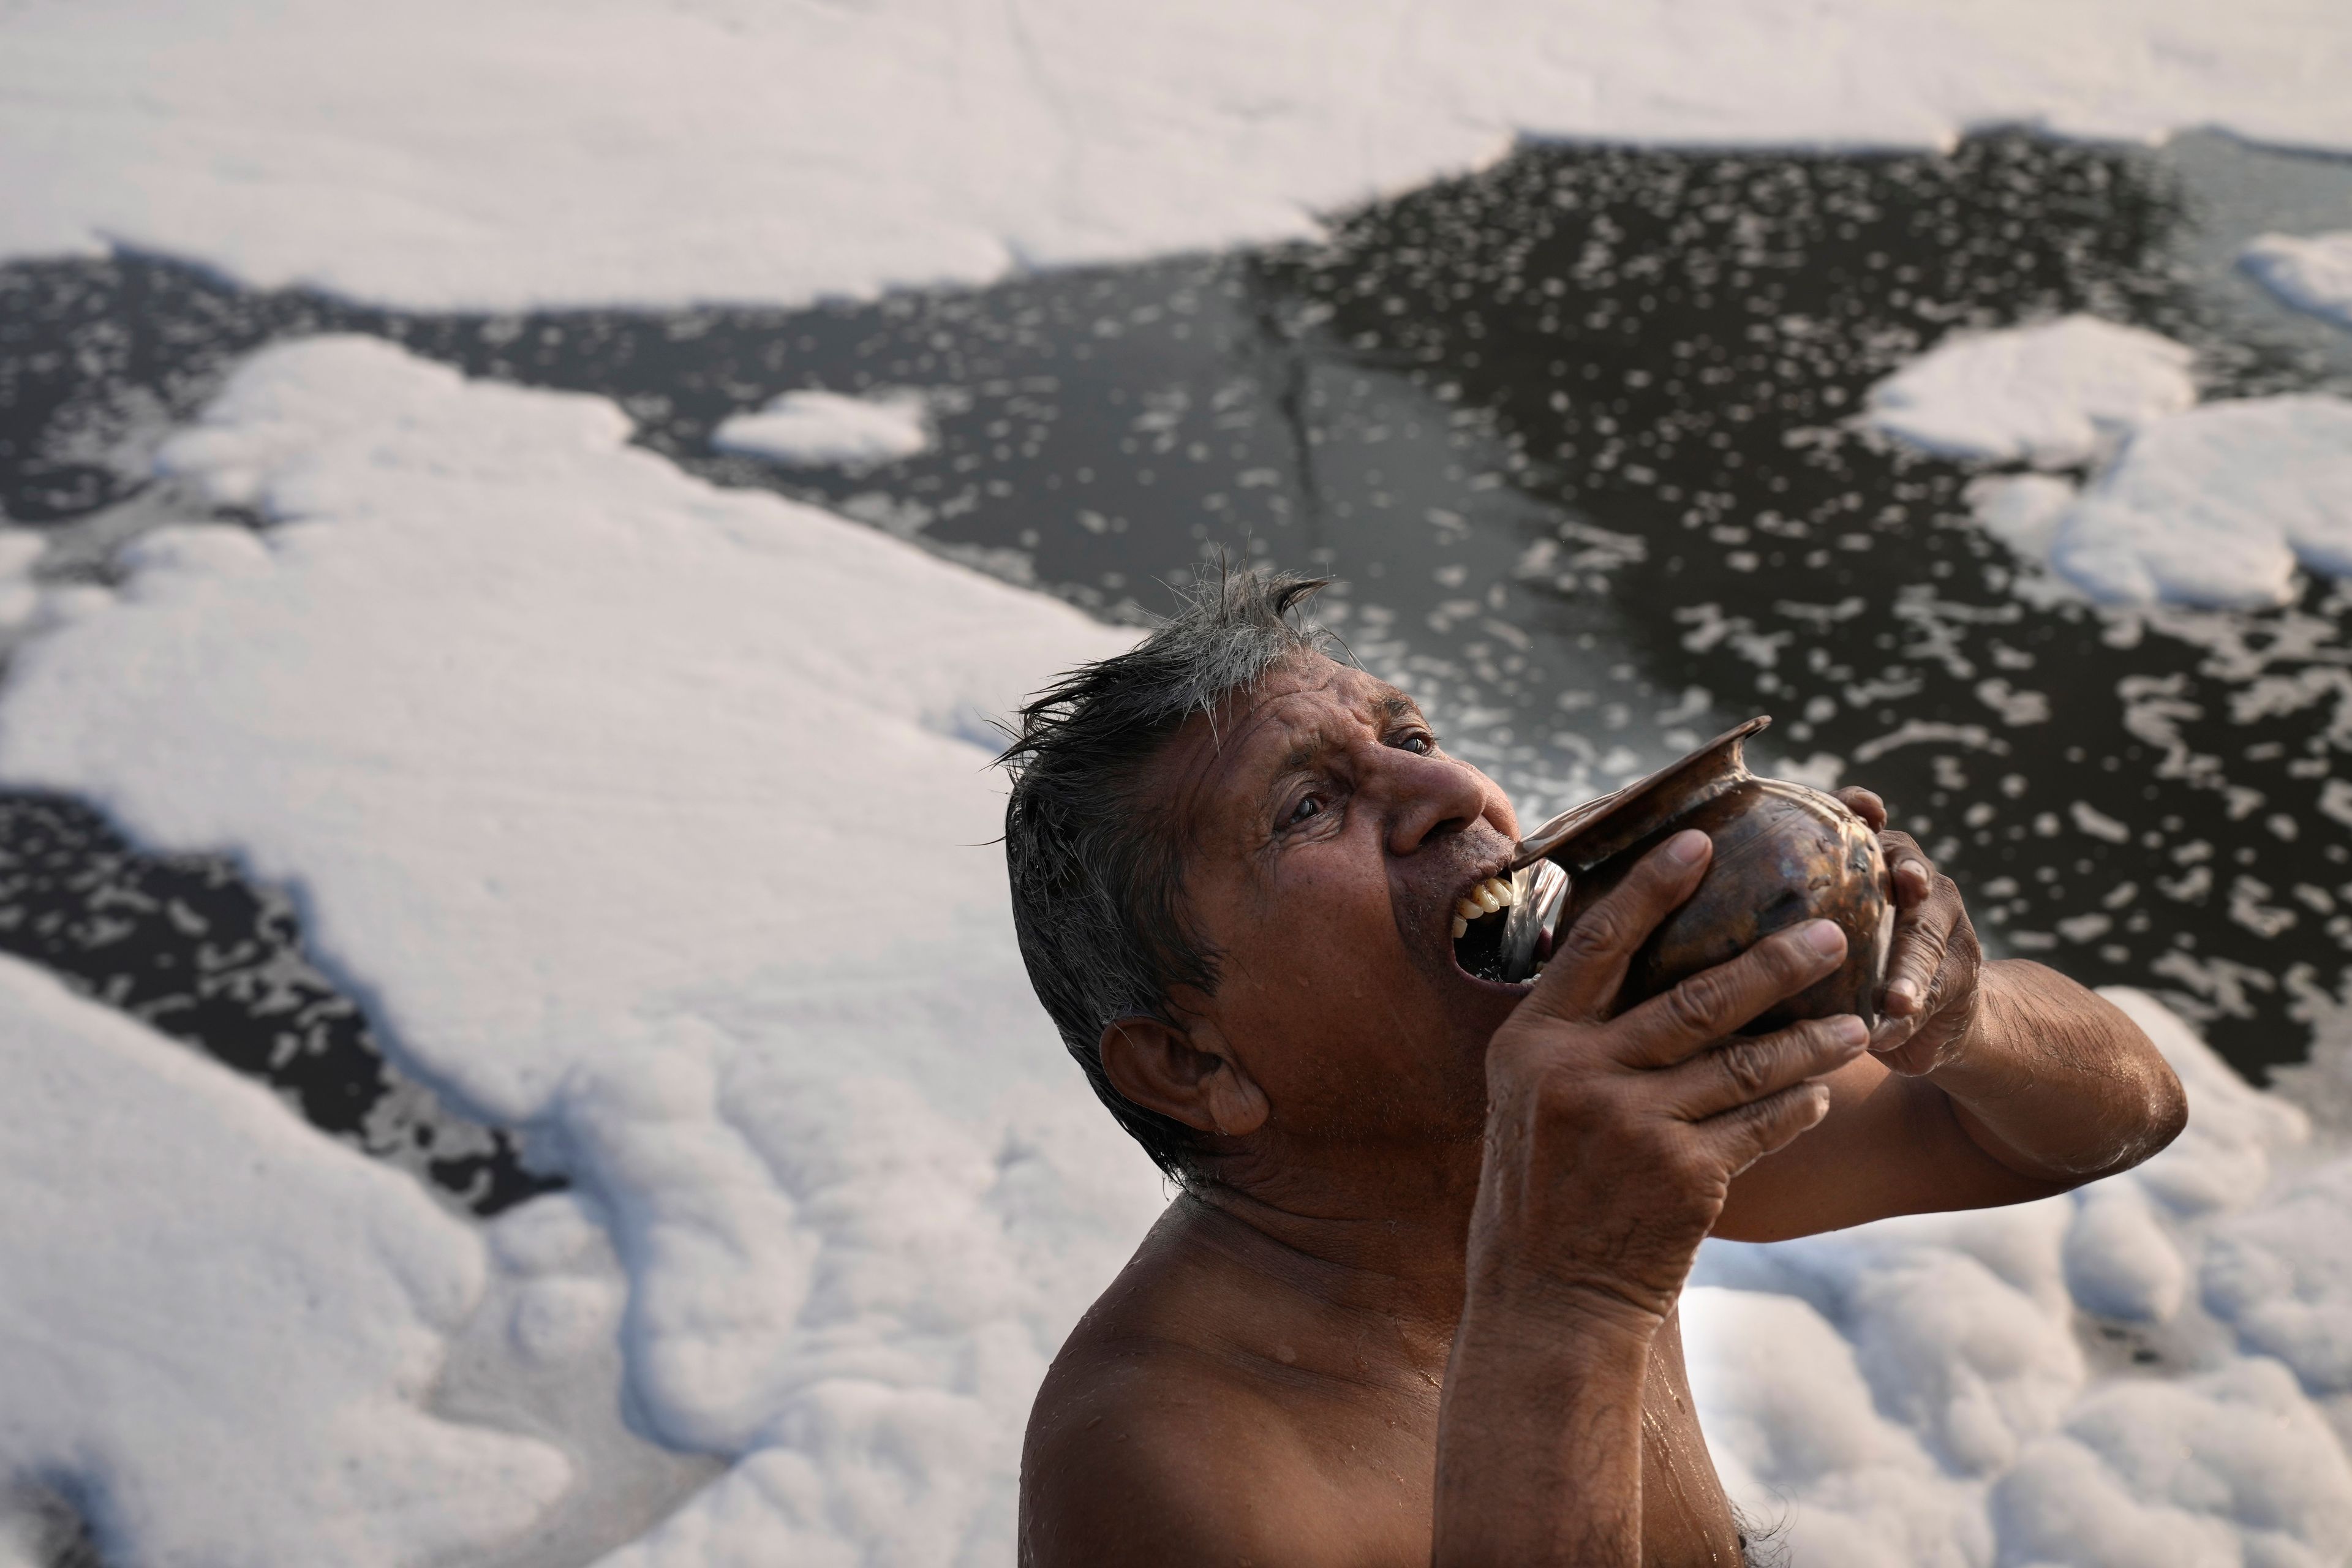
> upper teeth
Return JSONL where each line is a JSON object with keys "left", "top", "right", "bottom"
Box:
{"left": 1452, "top": 875, "right": 1517, "bottom": 937}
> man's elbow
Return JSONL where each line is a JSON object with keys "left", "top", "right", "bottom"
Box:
{"left": 2132, "top": 1041, "right": 2190, "bottom": 1166}
{"left": 2092, "top": 1003, "right": 2188, "bottom": 1178}
{"left": 1996, "top": 968, "right": 2190, "bottom": 1182}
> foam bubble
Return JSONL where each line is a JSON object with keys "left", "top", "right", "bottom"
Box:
{"left": 5, "top": 2, "right": 2351, "bottom": 309}
{"left": 2242, "top": 232, "right": 2352, "bottom": 331}
{"left": 713, "top": 390, "right": 933, "bottom": 470}
{"left": 0, "top": 952, "right": 573, "bottom": 1566}
{"left": 0, "top": 337, "right": 1164, "bottom": 1561}
{"left": 1869, "top": 320, "right": 2352, "bottom": 607}
{"left": 1865, "top": 316, "right": 2196, "bottom": 467}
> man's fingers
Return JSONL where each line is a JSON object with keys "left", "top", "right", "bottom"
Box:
{"left": 1695, "top": 1078, "right": 1836, "bottom": 1177}
{"left": 1662, "top": 1015, "right": 1868, "bottom": 1120}
{"left": 1876, "top": 879, "right": 1958, "bottom": 1034}
{"left": 1523, "top": 830, "right": 1711, "bottom": 1023}
{"left": 1881, "top": 827, "right": 1936, "bottom": 908}
{"left": 1834, "top": 786, "right": 1888, "bottom": 832}
{"left": 1611, "top": 918, "right": 1848, "bottom": 1067}
{"left": 1840, "top": 790, "right": 1927, "bottom": 904}
{"left": 1867, "top": 827, "right": 1943, "bottom": 1049}
{"left": 1882, "top": 881, "right": 1956, "bottom": 1015}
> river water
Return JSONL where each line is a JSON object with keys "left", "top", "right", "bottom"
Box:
{"left": 4, "top": 129, "right": 2351, "bottom": 1212}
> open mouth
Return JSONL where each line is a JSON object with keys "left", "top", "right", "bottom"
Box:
{"left": 1450, "top": 862, "right": 1570, "bottom": 985}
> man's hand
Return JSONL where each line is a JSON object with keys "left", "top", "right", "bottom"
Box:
{"left": 1474, "top": 827, "right": 1871, "bottom": 1325}
{"left": 1433, "top": 828, "right": 1870, "bottom": 1567}
{"left": 1836, "top": 786, "right": 1983, "bottom": 1077}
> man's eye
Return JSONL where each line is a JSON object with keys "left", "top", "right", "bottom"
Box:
{"left": 1286, "top": 793, "right": 1327, "bottom": 826}
{"left": 1398, "top": 733, "right": 1434, "bottom": 755}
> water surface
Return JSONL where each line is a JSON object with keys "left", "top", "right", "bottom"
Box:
{"left": 6, "top": 129, "right": 2352, "bottom": 1190}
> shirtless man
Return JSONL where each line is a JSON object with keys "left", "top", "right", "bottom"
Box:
{"left": 999, "top": 570, "right": 2185, "bottom": 1566}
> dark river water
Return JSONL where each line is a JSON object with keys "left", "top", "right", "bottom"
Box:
{"left": 4, "top": 130, "right": 2351, "bottom": 1213}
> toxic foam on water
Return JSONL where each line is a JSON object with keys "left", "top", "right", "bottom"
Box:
{"left": 1691, "top": 989, "right": 2352, "bottom": 1566}
{"left": 7, "top": 340, "right": 2352, "bottom": 1564}
{"left": 1869, "top": 317, "right": 2352, "bottom": 608}
{"left": 0, "top": 336, "right": 1166, "bottom": 1562}
{"left": 4, "top": 0, "right": 2351, "bottom": 311}
{"left": 0, "top": 954, "right": 572, "bottom": 1564}
{"left": 1863, "top": 317, "right": 2198, "bottom": 469}
{"left": 712, "top": 390, "right": 933, "bottom": 470}
{"left": 2243, "top": 232, "right": 2352, "bottom": 331}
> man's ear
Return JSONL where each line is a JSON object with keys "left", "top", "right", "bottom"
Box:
{"left": 1098, "top": 1016, "right": 1269, "bottom": 1139}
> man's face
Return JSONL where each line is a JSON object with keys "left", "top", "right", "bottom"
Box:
{"left": 1148, "top": 654, "right": 1529, "bottom": 1150}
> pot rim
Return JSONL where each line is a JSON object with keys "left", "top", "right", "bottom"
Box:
{"left": 1510, "top": 714, "right": 1773, "bottom": 874}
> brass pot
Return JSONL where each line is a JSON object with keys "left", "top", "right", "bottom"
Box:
{"left": 1509, "top": 717, "right": 1893, "bottom": 1030}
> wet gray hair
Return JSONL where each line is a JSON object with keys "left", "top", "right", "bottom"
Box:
{"left": 998, "top": 567, "right": 1337, "bottom": 1178}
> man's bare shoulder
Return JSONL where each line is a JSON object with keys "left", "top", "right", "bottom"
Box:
{"left": 1017, "top": 1206, "right": 1400, "bottom": 1568}
{"left": 1020, "top": 1322, "right": 1348, "bottom": 1566}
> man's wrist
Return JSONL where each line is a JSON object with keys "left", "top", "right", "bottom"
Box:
{"left": 1460, "top": 1259, "right": 1671, "bottom": 1355}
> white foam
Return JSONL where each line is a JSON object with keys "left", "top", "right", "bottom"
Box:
{"left": 1679, "top": 1287, "right": 1986, "bottom": 1568}
{"left": 1865, "top": 317, "right": 2197, "bottom": 467}
{"left": 1994, "top": 1359, "right": 2352, "bottom": 1568}
{"left": 2049, "top": 394, "right": 2352, "bottom": 607}
{"left": 0, "top": 336, "right": 1165, "bottom": 1562}
{"left": 0, "top": 951, "right": 573, "bottom": 1566}
{"left": 12, "top": 342, "right": 2352, "bottom": 1564}
{"left": 4, "top": 1, "right": 2351, "bottom": 309}
{"left": 2064, "top": 1181, "right": 2188, "bottom": 1322}
{"left": 2243, "top": 232, "right": 2352, "bottom": 330}
{"left": 1962, "top": 471, "right": 2079, "bottom": 561}
{"left": 2203, "top": 1158, "right": 2352, "bottom": 1393}
{"left": 712, "top": 390, "right": 933, "bottom": 470}
{"left": 1690, "top": 985, "right": 2352, "bottom": 1566}
{"left": 1868, "top": 318, "right": 2352, "bottom": 607}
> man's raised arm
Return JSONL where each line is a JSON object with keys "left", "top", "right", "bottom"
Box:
{"left": 1432, "top": 829, "right": 1864, "bottom": 1566}
{"left": 1714, "top": 791, "right": 2187, "bottom": 1243}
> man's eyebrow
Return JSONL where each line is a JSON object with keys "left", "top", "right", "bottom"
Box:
{"left": 1267, "top": 740, "right": 1321, "bottom": 784}
{"left": 1246, "top": 690, "right": 1423, "bottom": 807}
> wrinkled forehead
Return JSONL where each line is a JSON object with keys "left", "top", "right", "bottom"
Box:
{"left": 1144, "top": 654, "right": 1415, "bottom": 839}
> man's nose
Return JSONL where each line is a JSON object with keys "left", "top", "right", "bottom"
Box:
{"left": 1383, "top": 750, "right": 1500, "bottom": 859}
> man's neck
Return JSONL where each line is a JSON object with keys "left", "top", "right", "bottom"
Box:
{"left": 1179, "top": 1137, "right": 1484, "bottom": 1355}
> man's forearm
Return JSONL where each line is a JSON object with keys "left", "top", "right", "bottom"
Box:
{"left": 1432, "top": 1292, "right": 1653, "bottom": 1568}
{"left": 1929, "top": 959, "right": 2187, "bottom": 1182}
